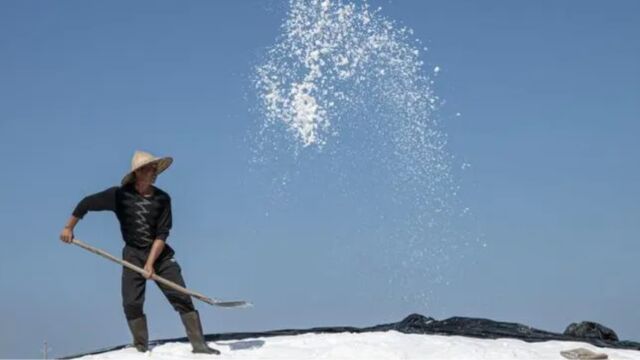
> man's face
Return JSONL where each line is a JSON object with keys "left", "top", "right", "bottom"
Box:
{"left": 134, "top": 163, "right": 157, "bottom": 185}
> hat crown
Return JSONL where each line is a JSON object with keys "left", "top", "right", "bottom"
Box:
{"left": 131, "top": 150, "right": 158, "bottom": 171}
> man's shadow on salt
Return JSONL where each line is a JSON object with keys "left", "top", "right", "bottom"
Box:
{"left": 225, "top": 339, "right": 265, "bottom": 351}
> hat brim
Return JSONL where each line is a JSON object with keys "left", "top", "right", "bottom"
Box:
{"left": 121, "top": 156, "right": 173, "bottom": 185}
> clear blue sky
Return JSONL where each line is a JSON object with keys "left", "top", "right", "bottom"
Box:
{"left": 1, "top": 1, "right": 638, "bottom": 358}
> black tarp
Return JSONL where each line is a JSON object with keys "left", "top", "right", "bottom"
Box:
{"left": 61, "top": 313, "right": 640, "bottom": 359}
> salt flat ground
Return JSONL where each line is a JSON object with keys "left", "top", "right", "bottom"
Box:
{"left": 76, "top": 330, "right": 640, "bottom": 360}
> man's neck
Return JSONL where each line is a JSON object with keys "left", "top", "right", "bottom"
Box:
{"left": 134, "top": 183, "right": 153, "bottom": 196}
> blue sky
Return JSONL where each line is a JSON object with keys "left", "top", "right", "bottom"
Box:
{"left": 1, "top": 1, "right": 638, "bottom": 358}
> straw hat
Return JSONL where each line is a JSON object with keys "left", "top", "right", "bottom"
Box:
{"left": 121, "top": 150, "right": 173, "bottom": 185}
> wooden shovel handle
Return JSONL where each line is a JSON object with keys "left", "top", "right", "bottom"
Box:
{"left": 71, "top": 238, "right": 217, "bottom": 305}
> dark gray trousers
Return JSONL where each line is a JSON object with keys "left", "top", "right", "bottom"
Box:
{"left": 121, "top": 245, "right": 195, "bottom": 320}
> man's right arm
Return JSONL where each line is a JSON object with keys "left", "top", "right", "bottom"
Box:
{"left": 60, "top": 186, "right": 118, "bottom": 244}
{"left": 60, "top": 215, "right": 80, "bottom": 243}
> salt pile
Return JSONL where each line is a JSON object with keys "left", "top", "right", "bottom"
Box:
{"left": 73, "top": 332, "right": 640, "bottom": 360}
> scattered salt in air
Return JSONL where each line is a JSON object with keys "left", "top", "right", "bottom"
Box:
{"left": 254, "top": 0, "right": 471, "bottom": 306}
{"left": 255, "top": 0, "right": 443, "bottom": 152}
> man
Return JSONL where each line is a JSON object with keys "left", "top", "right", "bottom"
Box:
{"left": 59, "top": 150, "right": 220, "bottom": 355}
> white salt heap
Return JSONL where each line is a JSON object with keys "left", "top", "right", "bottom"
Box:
{"left": 76, "top": 331, "right": 640, "bottom": 360}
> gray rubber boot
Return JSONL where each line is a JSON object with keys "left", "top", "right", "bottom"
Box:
{"left": 126, "top": 315, "right": 149, "bottom": 352}
{"left": 180, "top": 311, "right": 220, "bottom": 355}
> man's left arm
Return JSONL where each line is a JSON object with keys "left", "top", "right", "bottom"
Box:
{"left": 144, "top": 239, "right": 165, "bottom": 279}
{"left": 144, "top": 196, "right": 172, "bottom": 279}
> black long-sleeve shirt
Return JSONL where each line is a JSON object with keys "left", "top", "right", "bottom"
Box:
{"left": 73, "top": 183, "right": 174, "bottom": 252}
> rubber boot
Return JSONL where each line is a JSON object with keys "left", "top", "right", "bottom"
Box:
{"left": 180, "top": 310, "right": 220, "bottom": 355}
{"left": 126, "top": 315, "right": 149, "bottom": 352}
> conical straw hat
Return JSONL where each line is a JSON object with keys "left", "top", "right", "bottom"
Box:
{"left": 121, "top": 150, "right": 173, "bottom": 185}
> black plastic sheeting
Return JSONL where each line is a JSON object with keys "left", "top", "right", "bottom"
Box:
{"left": 61, "top": 313, "right": 640, "bottom": 359}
